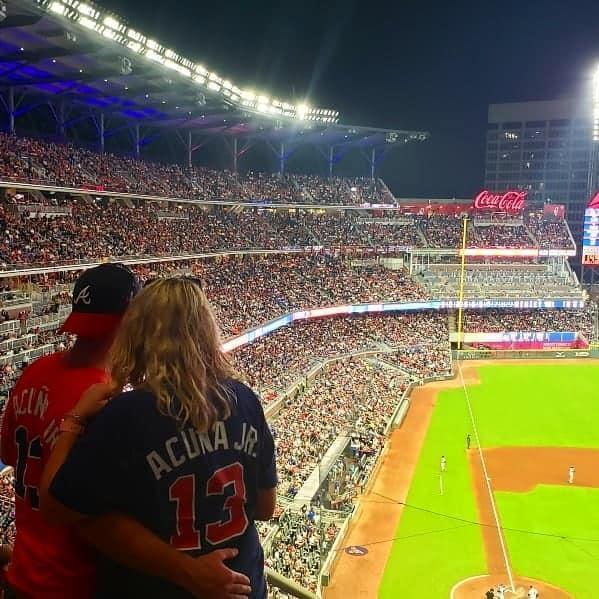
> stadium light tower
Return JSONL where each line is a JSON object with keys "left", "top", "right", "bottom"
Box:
{"left": 588, "top": 64, "right": 599, "bottom": 197}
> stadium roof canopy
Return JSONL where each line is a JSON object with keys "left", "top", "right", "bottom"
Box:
{"left": 0, "top": 0, "right": 429, "bottom": 173}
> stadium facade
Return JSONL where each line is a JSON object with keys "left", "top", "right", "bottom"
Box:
{"left": 485, "top": 98, "right": 592, "bottom": 244}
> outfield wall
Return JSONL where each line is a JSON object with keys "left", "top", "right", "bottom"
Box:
{"left": 453, "top": 348, "right": 598, "bottom": 360}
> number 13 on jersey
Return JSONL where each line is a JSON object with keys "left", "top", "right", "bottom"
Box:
{"left": 169, "top": 462, "right": 249, "bottom": 550}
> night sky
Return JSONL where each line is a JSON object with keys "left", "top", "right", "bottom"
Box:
{"left": 101, "top": 0, "right": 599, "bottom": 198}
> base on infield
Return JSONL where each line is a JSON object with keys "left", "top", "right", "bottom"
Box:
{"left": 451, "top": 574, "right": 572, "bottom": 598}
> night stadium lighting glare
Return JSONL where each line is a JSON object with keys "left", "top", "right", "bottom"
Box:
{"left": 103, "top": 15, "right": 121, "bottom": 30}
{"left": 49, "top": 1, "right": 65, "bottom": 14}
{"left": 37, "top": 0, "right": 339, "bottom": 124}
{"left": 77, "top": 3, "right": 95, "bottom": 17}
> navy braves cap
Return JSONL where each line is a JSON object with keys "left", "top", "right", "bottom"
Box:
{"left": 59, "top": 263, "right": 140, "bottom": 338}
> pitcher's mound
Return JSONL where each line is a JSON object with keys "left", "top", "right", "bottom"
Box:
{"left": 451, "top": 574, "right": 572, "bottom": 598}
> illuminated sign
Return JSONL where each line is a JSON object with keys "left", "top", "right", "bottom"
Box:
{"left": 582, "top": 197, "right": 599, "bottom": 265}
{"left": 473, "top": 190, "right": 527, "bottom": 212}
{"left": 461, "top": 248, "right": 538, "bottom": 258}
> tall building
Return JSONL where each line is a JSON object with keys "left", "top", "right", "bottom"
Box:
{"left": 484, "top": 98, "right": 592, "bottom": 242}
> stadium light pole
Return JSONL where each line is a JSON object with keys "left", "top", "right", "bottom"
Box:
{"left": 588, "top": 64, "right": 599, "bottom": 202}
{"left": 583, "top": 64, "right": 599, "bottom": 286}
{"left": 456, "top": 217, "right": 469, "bottom": 351}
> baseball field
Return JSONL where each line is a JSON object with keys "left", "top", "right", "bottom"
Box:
{"left": 326, "top": 360, "right": 599, "bottom": 599}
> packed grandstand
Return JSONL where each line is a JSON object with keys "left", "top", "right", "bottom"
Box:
{"left": 0, "top": 133, "right": 596, "bottom": 596}
{"left": 0, "top": 2, "right": 596, "bottom": 597}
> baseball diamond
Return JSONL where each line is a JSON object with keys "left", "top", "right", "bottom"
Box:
{"left": 326, "top": 361, "right": 599, "bottom": 599}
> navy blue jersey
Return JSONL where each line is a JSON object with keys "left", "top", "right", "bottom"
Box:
{"left": 50, "top": 380, "right": 277, "bottom": 599}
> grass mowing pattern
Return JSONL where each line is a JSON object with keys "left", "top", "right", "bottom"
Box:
{"left": 379, "top": 363, "right": 599, "bottom": 598}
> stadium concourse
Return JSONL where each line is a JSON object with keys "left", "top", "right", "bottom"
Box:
{"left": 0, "top": 139, "right": 596, "bottom": 596}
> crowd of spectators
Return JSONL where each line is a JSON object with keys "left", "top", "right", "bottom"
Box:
{"left": 0, "top": 133, "right": 582, "bottom": 262}
{"left": 0, "top": 254, "right": 431, "bottom": 337}
{"left": 419, "top": 264, "right": 579, "bottom": 299}
{"left": 265, "top": 511, "right": 340, "bottom": 596}
{"left": 269, "top": 359, "right": 409, "bottom": 499}
{"left": 464, "top": 308, "right": 596, "bottom": 340}
{"left": 526, "top": 210, "right": 574, "bottom": 250}
{"left": 233, "top": 313, "right": 450, "bottom": 394}
{"left": 419, "top": 211, "right": 574, "bottom": 251}
{"left": 470, "top": 223, "right": 535, "bottom": 248}
{"left": 300, "top": 213, "right": 423, "bottom": 248}
{"left": 0, "top": 199, "right": 436, "bottom": 268}
{"left": 197, "top": 257, "right": 428, "bottom": 336}
{"left": 420, "top": 215, "right": 466, "bottom": 248}
{"left": 0, "top": 133, "right": 389, "bottom": 206}
{"left": 0, "top": 200, "right": 582, "bottom": 273}
{"left": 263, "top": 358, "right": 411, "bottom": 595}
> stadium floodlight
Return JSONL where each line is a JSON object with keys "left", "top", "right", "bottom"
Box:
{"left": 297, "top": 104, "right": 309, "bottom": 120}
{"left": 103, "top": 15, "right": 121, "bottom": 30}
{"left": 49, "top": 1, "right": 66, "bottom": 15}
{"left": 77, "top": 3, "right": 95, "bottom": 17}
{"left": 146, "top": 39, "right": 160, "bottom": 51}
{"left": 39, "top": 0, "right": 340, "bottom": 124}
{"left": 127, "top": 28, "right": 143, "bottom": 41}
{"left": 127, "top": 40, "right": 142, "bottom": 53}
{"left": 79, "top": 16, "right": 97, "bottom": 30}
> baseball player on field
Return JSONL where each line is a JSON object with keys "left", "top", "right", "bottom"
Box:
{"left": 568, "top": 465, "right": 575, "bottom": 484}
{"left": 440, "top": 455, "right": 447, "bottom": 472}
{"left": 528, "top": 584, "right": 539, "bottom": 598}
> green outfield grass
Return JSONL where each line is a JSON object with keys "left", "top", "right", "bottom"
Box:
{"left": 379, "top": 363, "right": 599, "bottom": 598}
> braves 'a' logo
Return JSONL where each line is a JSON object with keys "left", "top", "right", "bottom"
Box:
{"left": 74, "top": 285, "right": 92, "bottom": 305}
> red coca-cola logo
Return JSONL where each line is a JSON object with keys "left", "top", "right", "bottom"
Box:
{"left": 473, "top": 190, "right": 527, "bottom": 212}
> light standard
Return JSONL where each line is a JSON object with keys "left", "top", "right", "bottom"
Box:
{"left": 582, "top": 65, "right": 599, "bottom": 286}
{"left": 589, "top": 65, "right": 599, "bottom": 196}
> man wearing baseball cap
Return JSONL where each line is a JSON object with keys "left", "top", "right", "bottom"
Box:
{"left": 59, "top": 262, "right": 140, "bottom": 338}
{"left": 1, "top": 263, "right": 139, "bottom": 598}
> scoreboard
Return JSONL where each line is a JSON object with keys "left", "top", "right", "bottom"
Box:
{"left": 583, "top": 206, "right": 599, "bottom": 266}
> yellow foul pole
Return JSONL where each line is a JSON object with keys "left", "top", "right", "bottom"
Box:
{"left": 456, "top": 217, "right": 469, "bottom": 351}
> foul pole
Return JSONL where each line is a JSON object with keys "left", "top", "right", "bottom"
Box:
{"left": 456, "top": 217, "right": 469, "bottom": 350}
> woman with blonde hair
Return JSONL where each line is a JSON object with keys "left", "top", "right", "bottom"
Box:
{"left": 44, "top": 277, "right": 277, "bottom": 598}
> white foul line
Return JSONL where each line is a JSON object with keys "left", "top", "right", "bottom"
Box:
{"left": 457, "top": 361, "right": 515, "bottom": 592}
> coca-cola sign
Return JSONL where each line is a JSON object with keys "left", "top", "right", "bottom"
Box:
{"left": 473, "top": 190, "right": 527, "bottom": 212}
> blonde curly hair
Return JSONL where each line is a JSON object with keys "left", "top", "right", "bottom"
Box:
{"left": 109, "top": 277, "right": 236, "bottom": 432}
